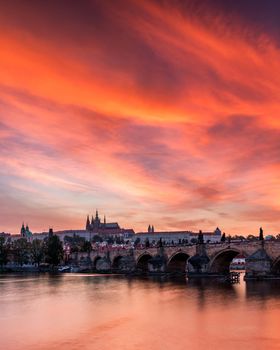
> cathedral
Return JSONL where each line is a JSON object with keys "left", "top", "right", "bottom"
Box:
{"left": 85, "top": 210, "right": 120, "bottom": 233}
{"left": 20, "top": 223, "right": 33, "bottom": 239}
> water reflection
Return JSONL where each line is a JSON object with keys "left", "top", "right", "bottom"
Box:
{"left": 1, "top": 274, "right": 280, "bottom": 350}
{"left": 246, "top": 280, "right": 280, "bottom": 299}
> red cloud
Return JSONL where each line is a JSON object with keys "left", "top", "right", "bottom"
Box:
{"left": 0, "top": 1, "right": 280, "bottom": 233}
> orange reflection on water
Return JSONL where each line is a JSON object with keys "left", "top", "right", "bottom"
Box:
{"left": 1, "top": 274, "right": 280, "bottom": 350}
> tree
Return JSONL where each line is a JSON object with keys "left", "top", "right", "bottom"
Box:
{"left": 46, "top": 235, "right": 63, "bottom": 266}
{"left": 259, "top": 227, "right": 264, "bottom": 241}
{"left": 64, "top": 234, "right": 85, "bottom": 251}
{"left": 231, "top": 235, "right": 245, "bottom": 241}
{"left": 247, "top": 234, "right": 257, "bottom": 241}
{"left": 107, "top": 236, "right": 114, "bottom": 244}
{"left": 145, "top": 238, "right": 150, "bottom": 248}
{"left": 221, "top": 232, "right": 226, "bottom": 242}
{"left": 0, "top": 237, "right": 9, "bottom": 267}
{"left": 13, "top": 238, "right": 30, "bottom": 266}
{"left": 31, "top": 239, "right": 44, "bottom": 266}
{"left": 92, "top": 235, "right": 103, "bottom": 243}
{"left": 81, "top": 241, "right": 92, "bottom": 253}
{"left": 134, "top": 237, "right": 140, "bottom": 247}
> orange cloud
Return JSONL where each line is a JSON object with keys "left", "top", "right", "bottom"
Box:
{"left": 0, "top": 0, "right": 280, "bottom": 234}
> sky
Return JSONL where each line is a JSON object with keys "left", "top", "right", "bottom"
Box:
{"left": 1, "top": 0, "right": 280, "bottom": 235}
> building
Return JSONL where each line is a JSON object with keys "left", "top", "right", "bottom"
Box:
{"left": 10, "top": 215, "right": 221, "bottom": 244}
{"left": 86, "top": 210, "right": 120, "bottom": 233}
{"left": 134, "top": 230, "right": 192, "bottom": 244}
{"left": 134, "top": 226, "right": 222, "bottom": 244}
{"left": 85, "top": 210, "right": 135, "bottom": 239}
{"left": 20, "top": 223, "right": 33, "bottom": 240}
{"left": 230, "top": 254, "right": 246, "bottom": 270}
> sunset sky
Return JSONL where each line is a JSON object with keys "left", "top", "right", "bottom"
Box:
{"left": 1, "top": 0, "right": 280, "bottom": 235}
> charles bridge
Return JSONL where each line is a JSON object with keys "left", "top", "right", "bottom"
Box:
{"left": 71, "top": 240, "right": 280, "bottom": 279}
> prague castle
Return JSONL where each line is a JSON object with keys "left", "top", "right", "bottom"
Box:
{"left": 86, "top": 210, "right": 120, "bottom": 232}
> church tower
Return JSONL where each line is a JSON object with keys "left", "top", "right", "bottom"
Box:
{"left": 86, "top": 215, "right": 91, "bottom": 231}
{"left": 20, "top": 223, "right": 26, "bottom": 237}
{"left": 94, "top": 210, "right": 101, "bottom": 228}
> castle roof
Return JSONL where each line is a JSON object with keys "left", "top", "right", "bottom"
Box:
{"left": 104, "top": 223, "right": 119, "bottom": 229}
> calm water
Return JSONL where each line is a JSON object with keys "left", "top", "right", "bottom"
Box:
{"left": 1, "top": 274, "right": 280, "bottom": 350}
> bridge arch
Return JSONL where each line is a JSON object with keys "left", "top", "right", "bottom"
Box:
{"left": 111, "top": 256, "right": 123, "bottom": 271}
{"left": 208, "top": 248, "right": 241, "bottom": 274}
{"left": 167, "top": 252, "right": 189, "bottom": 274}
{"left": 93, "top": 256, "right": 103, "bottom": 269}
{"left": 136, "top": 253, "right": 153, "bottom": 273}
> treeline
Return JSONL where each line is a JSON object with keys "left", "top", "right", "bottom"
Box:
{"left": 220, "top": 228, "right": 280, "bottom": 242}
{"left": 0, "top": 235, "right": 63, "bottom": 268}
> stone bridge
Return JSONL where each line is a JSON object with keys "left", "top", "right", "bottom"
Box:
{"left": 71, "top": 240, "right": 280, "bottom": 278}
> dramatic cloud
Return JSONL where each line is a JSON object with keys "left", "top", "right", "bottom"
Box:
{"left": 0, "top": 0, "right": 280, "bottom": 234}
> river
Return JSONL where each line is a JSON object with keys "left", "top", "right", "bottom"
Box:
{"left": 1, "top": 273, "right": 280, "bottom": 350}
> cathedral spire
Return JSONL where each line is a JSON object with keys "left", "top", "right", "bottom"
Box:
{"left": 86, "top": 215, "right": 90, "bottom": 230}
{"left": 20, "top": 222, "right": 25, "bottom": 236}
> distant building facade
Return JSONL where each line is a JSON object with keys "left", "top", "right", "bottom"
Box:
{"left": 8, "top": 214, "right": 222, "bottom": 244}
{"left": 10, "top": 211, "right": 135, "bottom": 242}
{"left": 134, "top": 227, "right": 222, "bottom": 244}
{"left": 85, "top": 210, "right": 134, "bottom": 239}
{"left": 230, "top": 254, "right": 246, "bottom": 269}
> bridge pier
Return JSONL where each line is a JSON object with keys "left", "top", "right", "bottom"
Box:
{"left": 244, "top": 247, "right": 272, "bottom": 280}
{"left": 95, "top": 257, "right": 111, "bottom": 272}
{"left": 187, "top": 241, "right": 211, "bottom": 278}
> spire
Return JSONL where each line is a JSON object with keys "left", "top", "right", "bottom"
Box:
{"left": 86, "top": 215, "right": 90, "bottom": 230}
{"left": 151, "top": 225, "right": 154, "bottom": 233}
{"left": 148, "top": 225, "right": 151, "bottom": 233}
{"left": 91, "top": 215, "right": 94, "bottom": 225}
{"left": 259, "top": 227, "right": 264, "bottom": 241}
{"left": 20, "top": 223, "right": 25, "bottom": 235}
{"left": 95, "top": 210, "right": 99, "bottom": 219}
{"left": 104, "top": 215, "right": 106, "bottom": 225}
